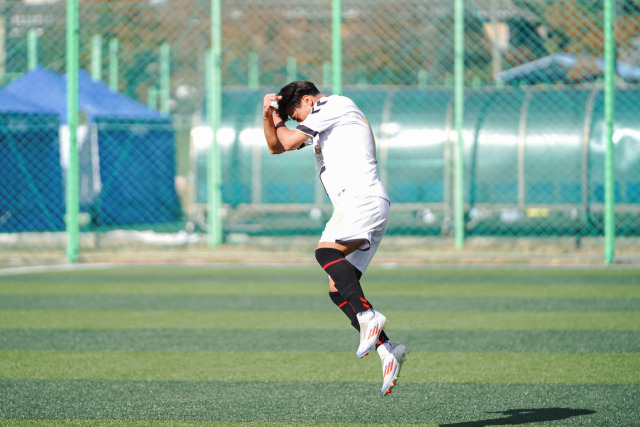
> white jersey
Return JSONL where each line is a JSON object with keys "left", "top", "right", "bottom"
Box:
{"left": 295, "top": 95, "right": 388, "bottom": 205}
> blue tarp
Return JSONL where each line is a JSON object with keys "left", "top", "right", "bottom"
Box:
{"left": 5, "top": 67, "right": 181, "bottom": 227}
{"left": 5, "top": 66, "right": 166, "bottom": 122}
{"left": 0, "top": 88, "right": 56, "bottom": 115}
{"left": 95, "top": 117, "right": 182, "bottom": 226}
{"left": 0, "top": 89, "right": 64, "bottom": 232}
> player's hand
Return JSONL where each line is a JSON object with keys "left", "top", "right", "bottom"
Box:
{"left": 263, "top": 94, "right": 281, "bottom": 119}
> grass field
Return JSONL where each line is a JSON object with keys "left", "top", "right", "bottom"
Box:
{"left": 0, "top": 264, "right": 638, "bottom": 426}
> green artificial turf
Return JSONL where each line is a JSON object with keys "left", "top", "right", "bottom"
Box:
{"left": 1, "top": 309, "right": 638, "bottom": 330}
{"left": 1, "top": 266, "right": 638, "bottom": 298}
{"left": 0, "top": 265, "right": 638, "bottom": 426}
{"left": 2, "top": 294, "right": 638, "bottom": 311}
{"left": 1, "top": 350, "right": 638, "bottom": 384}
{"left": 0, "top": 380, "right": 636, "bottom": 425}
{"left": 1, "top": 329, "right": 638, "bottom": 353}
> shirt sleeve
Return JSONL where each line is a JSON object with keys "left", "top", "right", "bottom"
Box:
{"left": 295, "top": 97, "right": 338, "bottom": 137}
{"left": 297, "top": 139, "right": 313, "bottom": 150}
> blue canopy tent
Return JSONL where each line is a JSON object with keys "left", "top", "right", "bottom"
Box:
{"left": 6, "top": 67, "right": 182, "bottom": 226}
{"left": 0, "top": 89, "right": 64, "bottom": 232}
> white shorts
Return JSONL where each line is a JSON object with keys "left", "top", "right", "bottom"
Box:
{"left": 319, "top": 195, "right": 390, "bottom": 274}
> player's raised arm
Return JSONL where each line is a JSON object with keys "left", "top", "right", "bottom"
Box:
{"left": 262, "top": 93, "right": 285, "bottom": 154}
{"left": 262, "top": 93, "right": 309, "bottom": 154}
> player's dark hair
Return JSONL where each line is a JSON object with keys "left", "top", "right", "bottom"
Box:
{"left": 276, "top": 80, "right": 320, "bottom": 122}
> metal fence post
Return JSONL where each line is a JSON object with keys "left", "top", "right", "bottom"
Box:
{"left": 248, "top": 52, "right": 259, "bottom": 88}
{"left": 91, "top": 34, "right": 101, "bottom": 81}
{"left": 207, "top": 0, "right": 223, "bottom": 247}
{"left": 108, "top": 38, "right": 119, "bottom": 91}
{"left": 332, "top": 0, "right": 342, "bottom": 95}
{"left": 27, "top": 28, "right": 37, "bottom": 70}
{"left": 604, "top": 0, "right": 615, "bottom": 265}
{"left": 66, "top": 0, "right": 79, "bottom": 263}
{"left": 160, "top": 43, "right": 170, "bottom": 115}
{"left": 454, "top": 0, "right": 465, "bottom": 250}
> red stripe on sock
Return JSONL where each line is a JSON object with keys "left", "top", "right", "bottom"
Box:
{"left": 322, "top": 258, "right": 346, "bottom": 270}
{"left": 337, "top": 301, "right": 348, "bottom": 308}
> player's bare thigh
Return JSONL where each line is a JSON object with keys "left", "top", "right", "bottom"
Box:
{"left": 317, "top": 240, "right": 366, "bottom": 292}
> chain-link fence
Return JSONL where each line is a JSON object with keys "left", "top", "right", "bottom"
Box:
{"left": 1, "top": 0, "right": 639, "bottom": 264}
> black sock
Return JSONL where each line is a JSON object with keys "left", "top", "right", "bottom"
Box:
{"left": 329, "top": 291, "right": 390, "bottom": 347}
{"left": 329, "top": 291, "right": 360, "bottom": 331}
{"left": 315, "top": 248, "right": 370, "bottom": 314}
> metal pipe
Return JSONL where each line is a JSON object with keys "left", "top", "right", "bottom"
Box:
{"left": 27, "top": 28, "right": 37, "bottom": 70}
{"left": 603, "top": 0, "right": 615, "bottom": 265}
{"left": 91, "top": 34, "right": 102, "bottom": 81}
{"left": 332, "top": 0, "right": 342, "bottom": 94}
{"left": 454, "top": 0, "right": 465, "bottom": 249}
{"left": 108, "top": 38, "right": 119, "bottom": 91}
{"left": 160, "top": 43, "right": 170, "bottom": 114}
{"left": 66, "top": 0, "right": 79, "bottom": 262}
{"left": 207, "top": 0, "right": 223, "bottom": 247}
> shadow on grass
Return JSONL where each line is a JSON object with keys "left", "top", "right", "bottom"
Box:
{"left": 440, "top": 407, "right": 596, "bottom": 426}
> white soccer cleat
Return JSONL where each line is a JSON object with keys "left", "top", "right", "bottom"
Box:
{"left": 377, "top": 341, "right": 409, "bottom": 396}
{"left": 356, "top": 309, "right": 387, "bottom": 358}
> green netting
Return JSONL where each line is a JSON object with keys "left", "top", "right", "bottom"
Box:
{"left": 0, "top": 0, "right": 639, "bottom": 262}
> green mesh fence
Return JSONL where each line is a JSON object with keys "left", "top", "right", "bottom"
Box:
{"left": 0, "top": 0, "right": 639, "bottom": 262}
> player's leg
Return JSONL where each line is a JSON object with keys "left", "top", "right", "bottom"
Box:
{"left": 316, "top": 247, "right": 387, "bottom": 358}
{"left": 316, "top": 240, "right": 372, "bottom": 314}
{"left": 316, "top": 244, "right": 386, "bottom": 358}
{"left": 329, "top": 289, "right": 360, "bottom": 331}
{"left": 377, "top": 340, "right": 409, "bottom": 395}
{"left": 328, "top": 274, "right": 390, "bottom": 346}
{"left": 316, "top": 196, "right": 396, "bottom": 357}
{"left": 342, "top": 198, "right": 409, "bottom": 395}
{"left": 324, "top": 260, "right": 407, "bottom": 396}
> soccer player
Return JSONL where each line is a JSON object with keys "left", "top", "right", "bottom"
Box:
{"left": 262, "top": 81, "right": 408, "bottom": 395}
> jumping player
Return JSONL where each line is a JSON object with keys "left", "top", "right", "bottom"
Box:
{"left": 262, "top": 81, "right": 408, "bottom": 395}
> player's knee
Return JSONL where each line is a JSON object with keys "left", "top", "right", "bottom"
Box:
{"left": 315, "top": 247, "right": 345, "bottom": 269}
